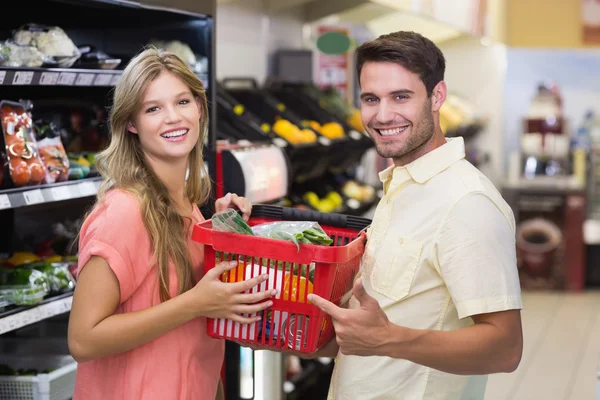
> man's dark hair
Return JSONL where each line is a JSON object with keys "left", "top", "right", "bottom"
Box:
{"left": 355, "top": 31, "right": 446, "bottom": 96}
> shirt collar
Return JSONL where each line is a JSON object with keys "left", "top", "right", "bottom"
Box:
{"left": 379, "top": 137, "right": 466, "bottom": 188}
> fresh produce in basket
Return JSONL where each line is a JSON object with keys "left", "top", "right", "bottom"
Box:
{"left": 212, "top": 208, "right": 255, "bottom": 236}
{"left": 251, "top": 221, "right": 333, "bottom": 249}
{"left": 211, "top": 209, "right": 333, "bottom": 249}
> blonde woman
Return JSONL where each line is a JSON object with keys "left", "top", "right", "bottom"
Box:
{"left": 67, "top": 48, "right": 275, "bottom": 400}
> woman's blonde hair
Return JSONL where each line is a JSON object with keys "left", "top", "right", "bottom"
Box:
{"left": 95, "top": 47, "right": 211, "bottom": 302}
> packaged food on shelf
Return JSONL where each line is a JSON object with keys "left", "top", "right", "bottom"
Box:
{"left": 1, "top": 101, "right": 47, "bottom": 187}
{"left": 0, "top": 40, "right": 48, "bottom": 68}
{"left": 36, "top": 134, "right": 70, "bottom": 184}
{"left": 0, "top": 267, "right": 49, "bottom": 306}
{"left": 74, "top": 45, "right": 121, "bottom": 70}
{"left": 21, "top": 262, "right": 76, "bottom": 293}
{"left": 13, "top": 24, "right": 80, "bottom": 67}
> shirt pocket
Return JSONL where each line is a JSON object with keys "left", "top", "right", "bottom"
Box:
{"left": 370, "top": 237, "right": 423, "bottom": 302}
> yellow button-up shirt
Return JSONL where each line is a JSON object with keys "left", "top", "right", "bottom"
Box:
{"left": 328, "top": 137, "right": 523, "bottom": 400}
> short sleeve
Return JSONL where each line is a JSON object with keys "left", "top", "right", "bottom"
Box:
{"left": 435, "top": 193, "right": 523, "bottom": 319}
{"left": 77, "top": 190, "right": 151, "bottom": 304}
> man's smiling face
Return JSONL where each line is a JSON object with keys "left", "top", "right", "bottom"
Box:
{"left": 359, "top": 61, "right": 436, "bottom": 165}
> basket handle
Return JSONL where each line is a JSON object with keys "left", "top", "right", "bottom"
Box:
{"left": 251, "top": 205, "right": 371, "bottom": 231}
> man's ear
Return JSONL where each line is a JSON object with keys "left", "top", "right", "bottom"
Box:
{"left": 431, "top": 81, "right": 447, "bottom": 112}
{"left": 128, "top": 121, "right": 139, "bottom": 134}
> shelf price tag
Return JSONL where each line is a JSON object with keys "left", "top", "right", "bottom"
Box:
{"left": 0, "top": 194, "right": 10, "bottom": 210}
{"left": 23, "top": 189, "right": 44, "bottom": 205}
{"left": 94, "top": 74, "right": 113, "bottom": 86}
{"left": 58, "top": 72, "right": 77, "bottom": 85}
{"left": 51, "top": 186, "right": 71, "bottom": 201}
{"left": 12, "top": 71, "right": 34, "bottom": 85}
{"left": 78, "top": 181, "right": 97, "bottom": 197}
{"left": 76, "top": 73, "right": 95, "bottom": 86}
{"left": 40, "top": 72, "right": 60, "bottom": 85}
{"left": 110, "top": 74, "right": 121, "bottom": 86}
{"left": 0, "top": 71, "right": 6, "bottom": 84}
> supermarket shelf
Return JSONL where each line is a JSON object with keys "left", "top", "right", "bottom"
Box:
{"left": 0, "top": 177, "right": 102, "bottom": 210}
{"left": 0, "top": 66, "right": 121, "bottom": 87}
{"left": 0, "top": 292, "right": 73, "bottom": 335}
{"left": 0, "top": 67, "right": 209, "bottom": 88}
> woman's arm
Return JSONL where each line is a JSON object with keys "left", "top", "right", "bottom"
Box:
{"left": 68, "top": 257, "right": 274, "bottom": 362}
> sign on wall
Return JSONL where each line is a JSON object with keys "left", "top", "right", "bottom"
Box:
{"left": 582, "top": 0, "right": 600, "bottom": 44}
{"left": 314, "top": 26, "right": 352, "bottom": 102}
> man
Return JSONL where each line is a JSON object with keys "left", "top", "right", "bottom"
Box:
{"left": 308, "top": 31, "right": 523, "bottom": 400}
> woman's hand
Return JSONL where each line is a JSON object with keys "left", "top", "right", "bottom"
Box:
{"left": 215, "top": 193, "right": 252, "bottom": 221}
{"left": 188, "top": 260, "right": 276, "bottom": 324}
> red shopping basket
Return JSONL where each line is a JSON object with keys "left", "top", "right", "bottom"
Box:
{"left": 192, "top": 205, "right": 370, "bottom": 354}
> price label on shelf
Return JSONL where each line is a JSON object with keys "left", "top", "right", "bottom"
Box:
{"left": 58, "top": 72, "right": 77, "bottom": 85}
{"left": 0, "top": 71, "right": 6, "bottom": 84}
{"left": 110, "top": 74, "right": 121, "bottom": 86}
{"left": 76, "top": 73, "right": 95, "bottom": 86}
{"left": 78, "top": 181, "right": 97, "bottom": 197}
{"left": 12, "top": 71, "right": 34, "bottom": 85}
{"left": 0, "top": 194, "right": 11, "bottom": 210}
{"left": 23, "top": 189, "right": 44, "bottom": 205}
{"left": 51, "top": 186, "right": 71, "bottom": 201}
{"left": 40, "top": 72, "right": 60, "bottom": 85}
{"left": 94, "top": 74, "right": 113, "bottom": 86}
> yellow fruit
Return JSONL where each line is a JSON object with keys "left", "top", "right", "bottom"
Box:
{"left": 327, "top": 191, "right": 343, "bottom": 207}
{"left": 347, "top": 109, "right": 364, "bottom": 132}
{"left": 309, "top": 121, "right": 322, "bottom": 133}
{"left": 8, "top": 252, "right": 40, "bottom": 266}
{"left": 304, "top": 192, "right": 320, "bottom": 208}
{"left": 320, "top": 122, "right": 345, "bottom": 139}
{"left": 233, "top": 104, "right": 245, "bottom": 115}
{"left": 300, "top": 129, "right": 317, "bottom": 143}
{"left": 77, "top": 157, "right": 91, "bottom": 167}
{"left": 44, "top": 255, "right": 63, "bottom": 263}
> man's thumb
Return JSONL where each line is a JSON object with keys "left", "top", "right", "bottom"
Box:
{"left": 353, "top": 278, "right": 373, "bottom": 306}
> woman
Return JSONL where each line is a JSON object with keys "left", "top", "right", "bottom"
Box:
{"left": 67, "top": 48, "right": 275, "bottom": 400}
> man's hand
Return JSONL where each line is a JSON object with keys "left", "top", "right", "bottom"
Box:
{"left": 308, "top": 278, "right": 392, "bottom": 356}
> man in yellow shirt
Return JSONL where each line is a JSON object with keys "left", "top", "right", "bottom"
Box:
{"left": 308, "top": 31, "right": 524, "bottom": 399}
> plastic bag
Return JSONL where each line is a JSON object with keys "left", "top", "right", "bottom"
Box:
{"left": 0, "top": 267, "right": 49, "bottom": 306}
{"left": 1, "top": 101, "right": 46, "bottom": 187}
{"left": 37, "top": 136, "right": 69, "bottom": 183}
{"left": 14, "top": 24, "right": 80, "bottom": 67}
{"left": 212, "top": 208, "right": 255, "bottom": 236}
{"left": 251, "top": 221, "right": 333, "bottom": 249}
{"left": 0, "top": 40, "right": 48, "bottom": 68}
{"left": 24, "top": 262, "right": 75, "bottom": 293}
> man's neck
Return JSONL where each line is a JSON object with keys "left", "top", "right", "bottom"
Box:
{"left": 393, "top": 128, "right": 446, "bottom": 167}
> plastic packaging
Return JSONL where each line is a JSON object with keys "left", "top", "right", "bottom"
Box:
{"left": 1, "top": 101, "right": 46, "bottom": 187}
{"left": 23, "top": 262, "right": 75, "bottom": 293}
{"left": 0, "top": 40, "right": 48, "bottom": 68}
{"left": 251, "top": 221, "right": 333, "bottom": 249}
{"left": 37, "top": 137, "right": 69, "bottom": 183}
{"left": 0, "top": 268, "right": 49, "bottom": 306}
{"left": 13, "top": 24, "right": 80, "bottom": 67}
{"left": 212, "top": 208, "right": 255, "bottom": 236}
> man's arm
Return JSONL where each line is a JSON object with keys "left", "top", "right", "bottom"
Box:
{"left": 382, "top": 309, "right": 522, "bottom": 374}
{"left": 308, "top": 280, "right": 523, "bottom": 375}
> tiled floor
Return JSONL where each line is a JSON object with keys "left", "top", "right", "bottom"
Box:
{"left": 485, "top": 290, "right": 600, "bottom": 400}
